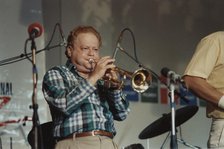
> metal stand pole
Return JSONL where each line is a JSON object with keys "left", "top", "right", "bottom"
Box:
{"left": 168, "top": 80, "right": 178, "bottom": 149}
{"left": 10, "top": 137, "right": 12, "bottom": 149}
{"left": 30, "top": 39, "right": 40, "bottom": 149}
{"left": 160, "top": 132, "right": 171, "bottom": 149}
{"left": 0, "top": 137, "right": 2, "bottom": 149}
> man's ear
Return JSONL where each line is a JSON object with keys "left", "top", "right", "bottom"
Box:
{"left": 66, "top": 46, "right": 72, "bottom": 58}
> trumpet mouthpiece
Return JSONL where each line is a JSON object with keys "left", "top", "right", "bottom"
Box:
{"left": 88, "top": 59, "right": 95, "bottom": 64}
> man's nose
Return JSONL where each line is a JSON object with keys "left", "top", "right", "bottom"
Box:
{"left": 88, "top": 49, "right": 94, "bottom": 55}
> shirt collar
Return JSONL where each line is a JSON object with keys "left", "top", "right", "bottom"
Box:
{"left": 65, "top": 59, "right": 77, "bottom": 72}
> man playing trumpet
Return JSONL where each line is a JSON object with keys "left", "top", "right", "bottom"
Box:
{"left": 42, "top": 25, "right": 130, "bottom": 149}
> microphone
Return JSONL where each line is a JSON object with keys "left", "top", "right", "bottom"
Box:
{"left": 27, "top": 22, "right": 43, "bottom": 39}
{"left": 161, "top": 67, "right": 190, "bottom": 103}
{"left": 161, "top": 67, "right": 183, "bottom": 83}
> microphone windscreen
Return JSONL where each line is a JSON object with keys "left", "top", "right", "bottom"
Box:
{"left": 28, "top": 22, "right": 43, "bottom": 38}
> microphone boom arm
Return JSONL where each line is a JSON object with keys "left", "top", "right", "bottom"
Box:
{"left": 0, "top": 43, "right": 64, "bottom": 67}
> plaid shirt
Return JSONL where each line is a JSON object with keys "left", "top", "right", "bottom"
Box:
{"left": 42, "top": 60, "right": 130, "bottom": 138}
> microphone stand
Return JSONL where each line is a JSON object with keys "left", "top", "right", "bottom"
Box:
{"left": 30, "top": 38, "right": 40, "bottom": 149}
{"left": 117, "top": 46, "right": 179, "bottom": 148}
{"left": 168, "top": 79, "right": 178, "bottom": 149}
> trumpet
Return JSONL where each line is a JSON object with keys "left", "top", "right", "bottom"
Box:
{"left": 89, "top": 58, "right": 152, "bottom": 92}
{"left": 109, "top": 67, "right": 152, "bottom": 93}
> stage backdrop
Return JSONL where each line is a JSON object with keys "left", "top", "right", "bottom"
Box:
{"left": 2, "top": 0, "right": 222, "bottom": 148}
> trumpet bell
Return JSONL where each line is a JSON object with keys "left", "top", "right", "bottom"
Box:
{"left": 131, "top": 68, "right": 152, "bottom": 93}
{"left": 103, "top": 67, "right": 152, "bottom": 93}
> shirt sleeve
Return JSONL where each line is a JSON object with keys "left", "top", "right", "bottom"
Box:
{"left": 106, "top": 89, "right": 130, "bottom": 121}
{"left": 184, "top": 34, "right": 220, "bottom": 79}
